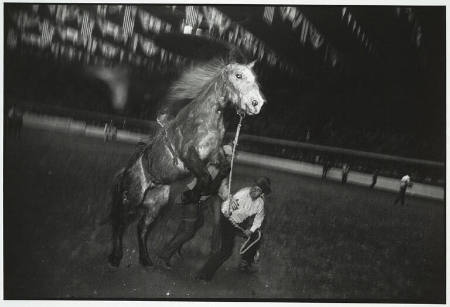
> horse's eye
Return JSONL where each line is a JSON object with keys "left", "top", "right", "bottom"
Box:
{"left": 252, "top": 100, "right": 258, "bottom": 106}
{"left": 235, "top": 73, "right": 242, "bottom": 79}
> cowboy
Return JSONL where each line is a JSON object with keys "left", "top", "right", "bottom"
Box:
{"left": 370, "top": 169, "right": 379, "bottom": 188}
{"left": 104, "top": 121, "right": 111, "bottom": 142}
{"left": 156, "top": 144, "right": 233, "bottom": 268}
{"left": 394, "top": 174, "right": 413, "bottom": 206}
{"left": 7, "top": 104, "right": 23, "bottom": 138}
{"left": 341, "top": 163, "right": 350, "bottom": 184}
{"left": 195, "top": 176, "right": 271, "bottom": 281}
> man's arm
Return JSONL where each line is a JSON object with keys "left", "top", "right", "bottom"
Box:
{"left": 249, "top": 200, "right": 265, "bottom": 233}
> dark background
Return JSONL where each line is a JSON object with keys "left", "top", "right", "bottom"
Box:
{"left": 4, "top": 4, "right": 446, "bottom": 161}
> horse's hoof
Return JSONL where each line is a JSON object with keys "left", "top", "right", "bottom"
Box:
{"left": 194, "top": 273, "right": 211, "bottom": 282}
{"left": 139, "top": 256, "right": 153, "bottom": 267}
{"left": 175, "top": 250, "right": 184, "bottom": 260}
{"left": 155, "top": 256, "right": 172, "bottom": 270}
{"left": 108, "top": 254, "right": 121, "bottom": 267}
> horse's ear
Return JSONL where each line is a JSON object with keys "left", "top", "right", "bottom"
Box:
{"left": 247, "top": 60, "right": 257, "bottom": 69}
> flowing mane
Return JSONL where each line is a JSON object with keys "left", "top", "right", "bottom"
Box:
{"left": 158, "top": 58, "right": 227, "bottom": 119}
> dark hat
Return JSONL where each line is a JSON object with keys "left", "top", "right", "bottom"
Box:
{"left": 255, "top": 176, "right": 271, "bottom": 195}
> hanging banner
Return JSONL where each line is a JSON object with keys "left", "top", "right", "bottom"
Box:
{"left": 40, "top": 19, "right": 55, "bottom": 46}
{"left": 56, "top": 25, "right": 82, "bottom": 46}
{"left": 137, "top": 9, "right": 171, "bottom": 34}
{"left": 122, "top": 6, "right": 136, "bottom": 39}
{"left": 185, "top": 6, "right": 199, "bottom": 26}
{"left": 202, "top": 6, "right": 231, "bottom": 35}
{"left": 81, "top": 12, "right": 94, "bottom": 41}
{"left": 396, "top": 7, "right": 422, "bottom": 48}
{"left": 86, "top": 37, "right": 98, "bottom": 54}
{"left": 100, "top": 40, "right": 119, "bottom": 58}
{"left": 7, "top": 29, "right": 18, "bottom": 48}
{"left": 13, "top": 11, "right": 40, "bottom": 30}
{"left": 139, "top": 36, "right": 159, "bottom": 57}
{"left": 55, "top": 5, "right": 82, "bottom": 27}
{"left": 309, "top": 26, "right": 324, "bottom": 49}
{"left": 96, "top": 18, "right": 121, "bottom": 40}
{"left": 263, "top": 6, "right": 275, "bottom": 25}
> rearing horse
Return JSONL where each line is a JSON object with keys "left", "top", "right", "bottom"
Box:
{"left": 108, "top": 58, "right": 266, "bottom": 267}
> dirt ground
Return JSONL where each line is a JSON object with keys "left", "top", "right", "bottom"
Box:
{"left": 3, "top": 128, "right": 445, "bottom": 302}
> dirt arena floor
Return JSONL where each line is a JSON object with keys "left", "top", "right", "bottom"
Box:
{"left": 3, "top": 128, "right": 445, "bottom": 302}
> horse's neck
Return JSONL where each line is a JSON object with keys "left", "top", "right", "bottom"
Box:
{"left": 173, "top": 77, "right": 224, "bottom": 119}
{"left": 195, "top": 76, "right": 228, "bottom": 112}
{"left": 167, "top": 78, "right": 227, "bottom": 144}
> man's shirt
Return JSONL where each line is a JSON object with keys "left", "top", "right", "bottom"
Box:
{"left": 400, "top": 175, "right": 411, "bottom": 188}
{"left": 221, "top": 187, "right": 265, "bottom": 233}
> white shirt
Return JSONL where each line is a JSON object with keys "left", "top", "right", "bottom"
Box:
{"left": 221, "top": 187, "right": 265, "bottom": 233}
{"left": 400, "top": 175, "right": 411, "bottom": 188}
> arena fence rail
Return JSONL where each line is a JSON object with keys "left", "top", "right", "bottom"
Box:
{"left": 20, "top": 111, "right": 444, "bottom": 201}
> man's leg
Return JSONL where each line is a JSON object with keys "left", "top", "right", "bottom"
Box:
{"left": 203, "top": 195, "right": 223, "bottom": 254}
{"left": 196, "top": 215, "right": 235, "bottom": 281}
{"left": 158, "top": 201, "right": 201, "bottom": 267}
{"left": 239, "top": 231, "right": 262, "bottom": 272}
{"left": 400, "top": 187, "right": 406, "bottom": 206}
{"left": 394, "top": 190, "right": 401, "bottom": 204}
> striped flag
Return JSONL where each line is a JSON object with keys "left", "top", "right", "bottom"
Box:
{"left": 41, "top": 19, "right": 54, "bottom": 46}
{"left": 81, "top": 12, "right": 94, "bottom": 41}
{"left": 7, "top": 29, "right": 18, "bottom": 48}
{"left": 122, "top": 6, "right": 135, "bottom": 39}
{"left": 185, "top": 6, "right": 198, "bottom": 26}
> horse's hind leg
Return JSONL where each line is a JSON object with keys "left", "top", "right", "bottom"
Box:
{"left": 108, "top": 188, "right": 135, "bottom": 267}
{"left": 108, "top": 170, "right": 139, "bottom": 267}
{"left": 109, "top": 197, "right": 140, "bottom": 267}
{"left": 109, "top": 217, "right": 127, "bottom": 267}
{"left": 137, "top": 185, "right": 170, "bottom": 267}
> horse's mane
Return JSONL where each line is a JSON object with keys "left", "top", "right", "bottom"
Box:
{"left": 166, "top": 58, "right": 227, "bottom": 104}
{"left": 157, "top": 58, "right": 228, "bottom": 120}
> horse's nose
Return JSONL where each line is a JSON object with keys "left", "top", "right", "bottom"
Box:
{"left": 252, "top": 100, "right": 258, "bottom": 107}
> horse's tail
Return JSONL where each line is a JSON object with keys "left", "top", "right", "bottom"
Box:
{"left": 98, "top": 168, "right": 126, "bottom": 226}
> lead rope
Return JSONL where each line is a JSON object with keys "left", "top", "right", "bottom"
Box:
{"left": 227, "top": 112, "right": 245, "bottom": 214}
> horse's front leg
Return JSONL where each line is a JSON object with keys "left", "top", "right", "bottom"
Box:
{"left": 137, "top": 185, "right": 171, "bottom": 267}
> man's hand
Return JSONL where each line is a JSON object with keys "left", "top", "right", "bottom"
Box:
{"left": 223, "top": 209, "right": 231, "bottom": 218}
{"left": 218, "top": 164, "right": 231, "bottom": 179}
{"left": 243, "top": 229, "right": 252, "bottom": 237}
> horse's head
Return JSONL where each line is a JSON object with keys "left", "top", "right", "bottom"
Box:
{"left": 223, "top": 61, "right": 265, "bottom": 116}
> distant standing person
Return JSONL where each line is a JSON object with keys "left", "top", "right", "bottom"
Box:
{"left": 110, "top": 121, "right": 117, "bottom": 141}
{"left": 322, "top": 159, "right": 332, "bottom": 180}
{"left": 104, "top": 121, "right": 110, "bottom": 142}
{"left": 341, "top": 163, "right": 350, "bottom": 184}
{"left": 394, "top": 174, "right": 413, "bottom": 206}
{"left": 370, "top": 169, "right": 379, "bottom": 188}
{"left": 104, "top": 120, "right": 116, "bottom": 142}
{"left": 7, "top": 105, "right": 23, "bottom": 138}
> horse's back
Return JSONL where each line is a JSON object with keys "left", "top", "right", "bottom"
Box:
{"left": 141, "top": 132, "right": 190, "bottom": 184}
